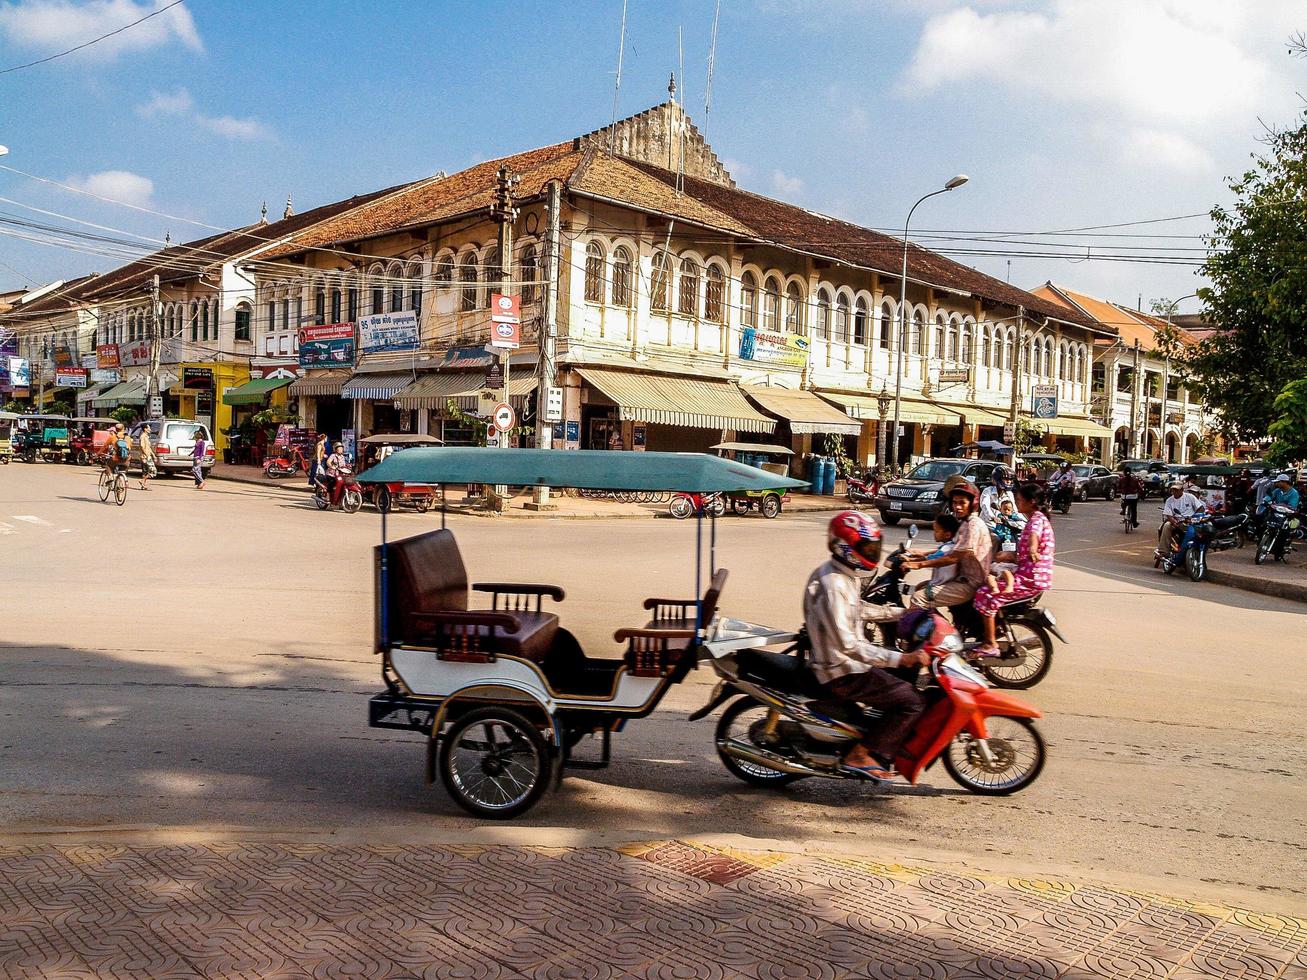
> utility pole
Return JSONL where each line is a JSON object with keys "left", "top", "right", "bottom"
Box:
{"left": 145, "top": 274, "right": 162, "bottom": 419}
{"left": 1130, "top": 341, "right": 1142, "bottom": 457}
{"left": 36, "top": 337, "right": 46, "bottom": 410}
{"left": 1008, "top": 308, "right": 1024, "bottom": 427}
{"left": 531, "top": 180, "right": 562, "bottom": 510}
{"left": 488, "top": 165, "right": 518, "bottom": 512}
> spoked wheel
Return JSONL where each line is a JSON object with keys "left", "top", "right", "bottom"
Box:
{"left": 731, "top": 498, "right": 751, "bottom": 516}
{"left": 113, "top": 473, "right": 127, "bottom": 506}
{"left": 438, "top": 707, "right": 551, "bottom": 819}
{"left": 1255, "top": 532, "right": 1274, "bottom": 565}
{"left": 668, "top": 496, "right": 693, "bottom": 520}
{"left": 1123, "top": 516, "right": 1134, "bottom": 534}
{"left": 942, "top": 717, "right": 1045, "bottom": 795}
{"left": 97, "top": 470, "right": 111, "bottom": 502}
{"left": 706, "top": 495, "right": 726, "bottom": 518}
{"left": 341, "top": 487, "right": 363, "bottom": 514}
{"left": 715, "top": 697, "right": 805, "bottom": 787}
{"left": 375, "top": 487, "right": 392, "bottom": 513}
{"left": 979, "top": 620, "right": 1052, "bottom": 689}
{"left": 1185, "top": 547, "right": 1205, "bottom": 582}
{"left": 761, "top": 495, "right": 782, "bottom": 519}
{"left": 313, "top": 487, "right": 329, "bottom": 511}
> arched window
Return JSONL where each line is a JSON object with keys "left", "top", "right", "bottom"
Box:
{"left": 762, "top": 275, "right": 781, "bottom": 331}
{"left": 234, "top": 303, "right": 251, "bottom": 342}
{"left": 481, "top": 247, "right": 499, "bottom": 308}
{"left": 981, "top": 327, "right": 992, "bottom": 366}
{"left": 1079, "top": 347, "right": 1088, "bottom": 384}
{"left": 678, "top": 257, "right": 700, "bottom": 316}
{"left": 961, "top": 322, "right": 973, "bottom": 363}
{"left": 911, "top": 309, "right": 925, "bottom": 354}
{"left": 369, "top": 265, "right": 385, "bottom": 316}
{"left": 934, "top": 314, "right": 946, "bottom": 358}
{"left": 650, "top": 252, "right": 672, "bottom": 312}
{"left": 816, "top": 288, "right": 832, "bottom": 340}
{"left": 210, "top": 299, "right": 220, "bottom": 340}
{"left": 408, "top": 263, "right": 423, "bottom": 317}
{"left": 785, "top": 282, "right": 804, "bottom": 335}
{"left": 879, "top": 302, "right": 894, "bottom": 349}
{"left": 835, "top": 294, "right": 850, "bottom": 344}
{"left": 459, "top": 254, "right": 478, "bottom": 312}
{"left": 1003, "top": 331, "right": 1014, "bottom": 370}
{"left": 434, "top": 256, "right": 454, "bottom": 290}
{"left": 947, "top": 320, "right": 959, "bottom": 361}
{"left": 189, "top": 303, "right": 199, "bottom": 342}
{"left": 704, "top": 263, "right": 725, "bottom": 322}
{"left": 739, "top": 272, "right": 757, "bottom": 328}
{"left": 1023, "top": 339, "right": 1033, "bottom": 375}
{"left": 611, "top": 246, "right": 632, "bottom": 307}
{"left": 281, "top": 293, "right": 291, "bottom": 332}
{"left": 853, "top": 298, "right": 868, "bottom": 345}
{"left": 584, "top": 242, "right": 605, "bottom": 303}
{"left": 518, "top": 245, "right": 538, "bottom": 305}
{"left": 330, "top": 286, "right": 342, "bottom": 323}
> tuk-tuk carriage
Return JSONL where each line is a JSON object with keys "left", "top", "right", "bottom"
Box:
{"left": 360, "top": 447, "right": 806, "bottom": 817}
{"left": 1171, "top": 463, "right": 1243, "bottom": 513}
{"left": 0, "top": 411, "right": 15, "bottom": 464}
{"left": 710, "top": 441, "right": 794, "bottom": 518}
{"left": 68, "top": 417, "right": 117, "bottom": 465}
{"left": 357, "top": 433, "right": 443, "bottom": 512}
{"left": 13, "top": 414, "right": 71, "bottom": 463}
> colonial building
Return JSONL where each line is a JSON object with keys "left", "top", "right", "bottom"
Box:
{"left": 0, "top": 276, "right": 102, "bottom": 409}
{"left": 252, "top": 100, "right": 1110, "bottom": 464}
{"left": 1030, "top": 283, "right": 1208, "bottom": 464}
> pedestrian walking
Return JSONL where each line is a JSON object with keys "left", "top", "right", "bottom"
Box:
{"left": 192, "top": 431, "right": 208, "bottom": 490}
{"left": 137, "top": 424, "right": 156, "bottom": 491}
{"left": 310, "top": 432, "right": 327, "bottom": 487}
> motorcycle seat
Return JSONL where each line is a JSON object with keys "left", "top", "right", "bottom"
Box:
{"left": 736, "top": 649, "right": 826, "bottom": 698}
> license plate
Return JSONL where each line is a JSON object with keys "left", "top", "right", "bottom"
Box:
{"left": 890, "top": 502, "right": 903, "bottom": 511}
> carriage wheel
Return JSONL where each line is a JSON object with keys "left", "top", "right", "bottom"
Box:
{"left": 375, "top": 487, "right": 392, "bottom": 513}
{"left": 761, "top": 495, "right": 782, "bottom": 519}
{"left": 438, "top": 707, "right": 551, "bottom": 819}
{"left": 731, "top": 498, "right": 751, "bottom": 516}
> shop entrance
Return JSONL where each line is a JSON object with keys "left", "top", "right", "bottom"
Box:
{"left": 314, "top": 396, "right": 351, "bottom": 442}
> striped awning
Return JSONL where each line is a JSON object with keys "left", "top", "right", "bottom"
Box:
{"left": 741, "top": 384, "right": 861, "bottom": 435}
{"left": 77, "top": 383, "right": 113, "bottom": 404}
{"left": 1039, "top": 416, "right": 1114, "bottom": 438}
{"left": 819, "top": 392, "right": 962, "bottom": 426}
{"left": 288, "top": 369, "right": 349, "bottom": 397}
{"left": 341, "top": 372, "right": 414, "bottom": 400}
{"left": 576, "top": 367, "right": 774, "bottom": 434}
{"left": 936, "top": 403, "right": 1010, "bottom": 427}
{"left": 394, "top": 372, "right": 486, "bottom": 410}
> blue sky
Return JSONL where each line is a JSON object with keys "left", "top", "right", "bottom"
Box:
{"left": 1, "top": 0, "right": 1303, "bottom": 314}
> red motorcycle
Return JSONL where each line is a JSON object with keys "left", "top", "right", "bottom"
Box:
{"left": 668, "top": 491, "right": 726, "bottom": 520}
{"left": 313, "top": 469, "right": 363, "bottom": 512}
{"left": 846, "top": 469, "right": 880, "bottom": 507}
{"left": 264, "top": 445, "right": 311, "bottom": 479}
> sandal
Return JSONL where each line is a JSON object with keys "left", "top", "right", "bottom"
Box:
{"left": 840, "top": 760, "right": 896, "bottom": 782}
{"left": 972, "top": 644, "right": 1002, "bottom": 658}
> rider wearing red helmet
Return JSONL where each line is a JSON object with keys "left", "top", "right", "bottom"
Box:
{"left": 804, "top": 510, "right": 928, "bottom": 780}
{"left": 900, "top": 477, "right": 993, "bottom": 609}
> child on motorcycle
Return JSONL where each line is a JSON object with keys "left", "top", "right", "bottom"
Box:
{"left": 972, "top": 483, "right": 1055, "bottom": 657}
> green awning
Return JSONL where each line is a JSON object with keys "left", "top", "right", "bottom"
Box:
{"left": 222, "top": 377, "right": 294, "bottom": 406}
{"left": 357, "top": 447, "right": 808, "bottom": 493}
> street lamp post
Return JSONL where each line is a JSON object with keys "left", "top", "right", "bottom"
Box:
{"left": 891, "top": 174, "right": 968, "bottom": 473}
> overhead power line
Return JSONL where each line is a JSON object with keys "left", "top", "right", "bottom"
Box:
{"left": 0, "top": 0, "right": 188, "bottom": 76}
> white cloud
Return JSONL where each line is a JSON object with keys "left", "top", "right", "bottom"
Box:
{"left": 0, "top": 0, "right": 201, "bottom": 59}
{"left": 771, "top": 170, "right": 804, "bottom": 196}
{"left": 135, "top": 87, "right": 273, "bottom": 140}
{"left": 66, "top": 170, "right": 154, "bottom": 207}
{"left": 720, "top": 157, "right": 752, "bottom": 180}
{"left": 1122, "top": 127, "right": 1214, "bottom": 174}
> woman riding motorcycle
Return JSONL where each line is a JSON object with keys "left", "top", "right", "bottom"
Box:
{"left": 803, "top": 511, "right": 929, "bottom": 781}
{"left": 972, "top": 482, "right": 1056, "bottom": 656}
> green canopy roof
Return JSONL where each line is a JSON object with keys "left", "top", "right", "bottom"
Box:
{"left": 222, "top": 376, "right": 294, "bottom": 405}
{"left": 356, "top": 447, "right": 809, "bottom": 493}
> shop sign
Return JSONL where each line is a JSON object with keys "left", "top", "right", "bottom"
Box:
{"left": 358, "top": 310, "right": 419, "bottom": 353}
{"left": 91, "top": 368, "right": 121, "bottom": 384}
{"left": 738, "top": 327, "right": 810, "bottom": 369}
{"left": 938, "top": 368, "right": 970, "bottom": 384}
{"left": 7, "top": 356, "right": 30, "bottom": 388}
{"left": 1031, "top": 384, "right": 1058, "bottom": 420}
{"left": 118, "top": 339, "right": 150, "bottom": 366}
{"left": 183, "top": 367, "right": 214, "bottom": 389}
{"left": 53, "top": 346, "right": 73, "bottom": 367}
{"left": 442, "top": 345, "right": 495, "bottom": 368}
{"left": 489, "top": 293, "right": 520, "bottom": 324}
{"left": 484, "top": 362, "right": 504, "bottom": 390}
{"left": 80, "top": 353, "right": 96, "bottom": 370}
{"left": 55, "top": 367, "right": 87, "bottom": 388}
{"left": 298, "top": 323, "right": 355, "bottom": 368}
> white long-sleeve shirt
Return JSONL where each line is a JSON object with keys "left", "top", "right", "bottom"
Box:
{"left": 802, "top": 559, "right": 902, "bottom": 684}
{"left": 979, "top": 486, "right": 1015, "bottom": 525}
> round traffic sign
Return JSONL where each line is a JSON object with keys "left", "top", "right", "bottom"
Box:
{"left": 496, "top": 295, "right": 514, "bottom": 314}
{"left": 494, "top": 321, "right": 516, "bottom": 340}
{"left": 492, "top": 402, "right": 516, "bottom": 433}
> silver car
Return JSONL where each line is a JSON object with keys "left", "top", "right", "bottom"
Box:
{"left": 129, "top": 419, "right": 215, "bottom": 474}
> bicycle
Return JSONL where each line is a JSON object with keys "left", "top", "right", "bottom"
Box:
{"left": 97, "top": 466, "right": 128, "bottom": 506}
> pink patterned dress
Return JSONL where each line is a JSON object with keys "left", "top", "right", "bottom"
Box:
{"left": 974, "top": 509, "right": 1055, "bottom": 616}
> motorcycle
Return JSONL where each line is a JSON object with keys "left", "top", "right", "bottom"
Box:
{"left": 668, "top": 491, "right": 726, "bottom": 520}
{"left": 313, "top": 469, "right": 363, "bottom": 512}
{"left": 264, "top": 446, "right": 311, "bottom": 479}
{"left": 1049, "top": 480, "right": 1073, "bottom": 515}
{"left": 1154, "top": 512, "right": 1248, "bottom": 582}
{"left": 1254, "top": 504, "right": 1303, "bottom": 566}
{"left": 697, "top": 610, "right": 1046, "bottom": 796}
{"left": 861, "top": 525, "right": 1063, "bottom": 689}
{"left": 846, "top": 470, "right": 879, "bottom": 507}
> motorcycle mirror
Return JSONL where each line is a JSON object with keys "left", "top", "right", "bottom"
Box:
{"left": 907, "top": 524, "right": 918, "bottom": 540}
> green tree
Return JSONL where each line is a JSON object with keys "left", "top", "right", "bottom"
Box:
{"left": 1183, "top": 114, "right": 1307, "bottom": 441}
{"left": 1266, "top": 377, "right": 1307, "bottom": 466}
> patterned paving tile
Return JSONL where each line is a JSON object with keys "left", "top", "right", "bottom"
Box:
{"left": 0, "top": 839, "right": 1301, "bottom": 978}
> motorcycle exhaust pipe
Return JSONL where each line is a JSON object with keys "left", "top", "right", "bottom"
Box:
{"left": 718, "top": 739, "right": 842, "bottom": 779}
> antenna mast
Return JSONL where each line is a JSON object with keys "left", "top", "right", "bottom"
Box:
{"left": 704, "top": 0, "right": 721, "bottom": 138}
{"left": 608, "top": 0, "right": 629, "bottom": 155}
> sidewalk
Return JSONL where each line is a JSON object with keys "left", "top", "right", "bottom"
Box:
{"left": 208, "top": 462, "right": 851, "bottom": 520}
{"left": 1, "top": 837, "right": 1301, "bottom": 977}
{"left": 1206, "top": 547, "right": 1307, "bottom": 603}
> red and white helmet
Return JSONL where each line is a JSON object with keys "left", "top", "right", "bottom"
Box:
{"left": 828, "top": 510, "right": 883, "bottom": 571}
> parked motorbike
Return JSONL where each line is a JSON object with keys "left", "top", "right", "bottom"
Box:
{"left": 668, "top": 491, "right": 726, "bottom": 520}
{"left": 1154, "top": 512, "right": 1248, "bottom": 581}
{"left": 1254, "top": 504, "right": 1303, "bottom": 566}
{"left": 264, "top": 447, "right": 310, "bottom": 479}
{"left": 846, "top": 470, "right": 879, "bottom": 507}
{"left": 861, "top": 525, "right": 1064, "bottom": 689}
{"left": 697, "top": 610, "right": 1045, "bottom": 795}
{"left": 313, "top": 470, "right": 363, "bottom": 512}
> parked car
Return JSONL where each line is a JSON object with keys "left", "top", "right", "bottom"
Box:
{"left": 128, "top": 419, "right": 215, "bottom": 474}
{"left": 876, "top": 457, "right": 1000, "bottom": 525}
{"left": 1071, "top": 463, "right": 1118, "bottom": 500}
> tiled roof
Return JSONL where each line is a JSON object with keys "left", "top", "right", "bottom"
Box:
{"left": 1030, "top": 283, "right": 1197, "bottom": 351}
{"left": 255, "top": 142, "right": 582, "bottom": 261}
{"left": 81, "top": 178, "right": 427, "bottom": 300}
{"left": 4, "top": 274, "right": 102, "bottom": 316}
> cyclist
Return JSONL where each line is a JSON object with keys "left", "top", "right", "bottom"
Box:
{"left": 103, "top": 424, "right": 130, "bottom": 479}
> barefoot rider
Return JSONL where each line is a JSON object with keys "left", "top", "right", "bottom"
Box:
{"left": 804, "top": 511, "right": 930, "bottom": 782}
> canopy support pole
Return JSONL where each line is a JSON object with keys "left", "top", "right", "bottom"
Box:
{"left": 441, "top": 483, "right": 446, "bottom": 530}
{"left": 379, "top": 506, "right": 390, "bottom": 653}
{"left": 694, "top": 505, "right": 703, "bottom": 635}
{"left": 710, "top": 506, "right": 717, "bottom": 577}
